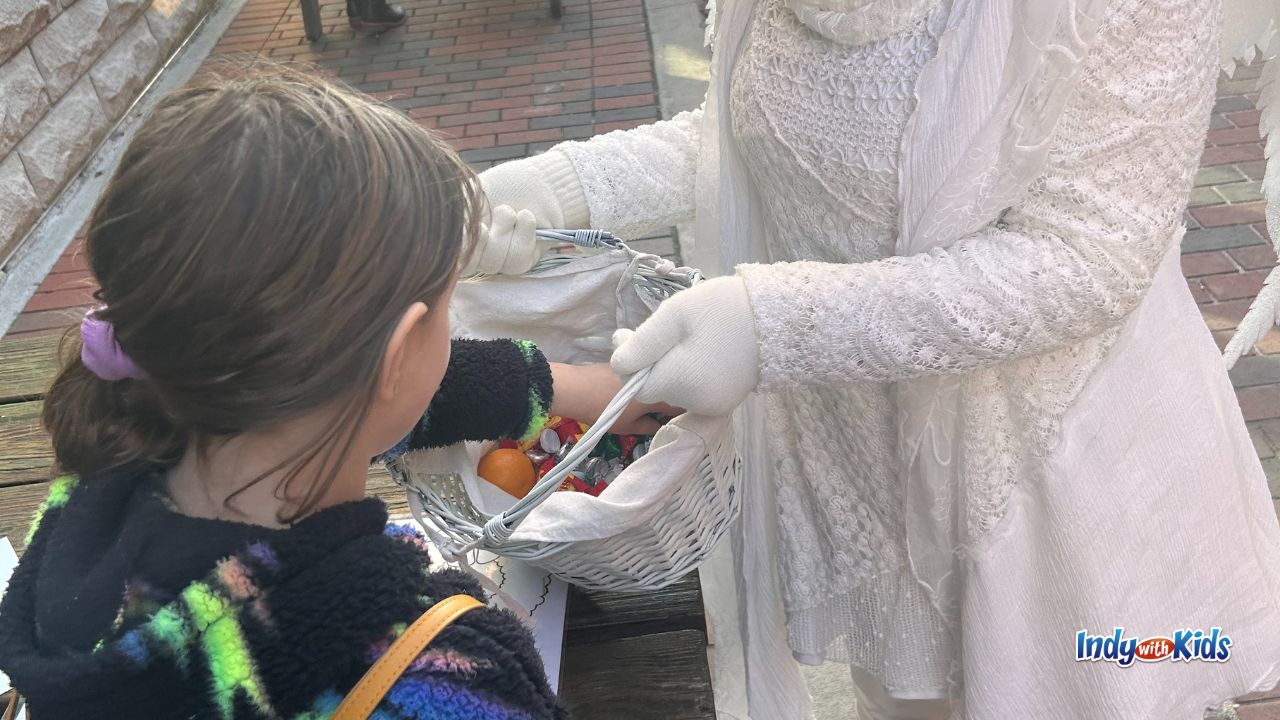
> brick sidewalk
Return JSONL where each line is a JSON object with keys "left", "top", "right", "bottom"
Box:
{"left": 244, "top": 0, "right": 663, "bottom": 168}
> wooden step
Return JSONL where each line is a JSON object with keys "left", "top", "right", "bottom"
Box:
{"left": 0, "top": 401, "right": 50, "bottom": 487}
{"left": 565, "top": 574, "right": 705, "bottom": 641}
{"left": 559, "top": 628, "right": 714, "bottom": 719}
{"left": 0, "top": 332, "right": 63, "bottom": 404}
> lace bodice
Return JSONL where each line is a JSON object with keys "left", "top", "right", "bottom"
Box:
{"left": 735, "top": 0, "right": 1211, "bottom": 390}
{"left": 730, "top": 0, "right": 947, "bottom": 265}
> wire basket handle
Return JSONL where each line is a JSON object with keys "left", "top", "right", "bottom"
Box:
{"left": 535, "top": 228, "right": 623, "bottom": 250}
{"left": 480, "top": 367, "right": 651, "bottom": 546}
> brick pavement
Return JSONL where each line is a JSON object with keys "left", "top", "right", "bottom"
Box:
{"left": 233, "top": 0, "right": 663, "bottom": 168}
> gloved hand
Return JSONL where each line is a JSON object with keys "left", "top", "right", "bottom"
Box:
{"left": 466, "top": 151, "right": 590, "bottom": 277}
{"left": 477, "top": 150, "right": 590, "bottom": 230}
{"left": 462, "top": 205, "right": 540, "bottom": 276}
{"left": 610, "top": 276, "right": 761, "bottom": 417}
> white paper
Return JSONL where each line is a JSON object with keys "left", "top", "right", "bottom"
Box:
{"left": 423, "top": 540, "right": 568, "bottom": 692}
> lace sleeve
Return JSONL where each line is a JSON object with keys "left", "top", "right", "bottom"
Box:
{"left": 739, "top": 0, "right": 1217, "bottom": 389}
{"left": 555, "top": 108, "right": 703, "bottom": 239}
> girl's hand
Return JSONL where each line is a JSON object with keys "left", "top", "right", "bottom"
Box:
{"left": 549, "top": 362, "right": 681, "bottom": 435}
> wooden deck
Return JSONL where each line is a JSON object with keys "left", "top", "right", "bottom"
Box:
{"left": 0, "top": 330, "right": 714, "bottom": 718}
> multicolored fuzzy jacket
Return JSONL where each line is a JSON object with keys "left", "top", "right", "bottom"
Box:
{"left": 0, "top": 339, "right": 564, "bottom": 720}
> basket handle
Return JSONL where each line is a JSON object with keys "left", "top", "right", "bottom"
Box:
{"left": 480, "top": 367, "right": 651, "bottom": 546}
{"left": 535, "top": 228, "right": 622, "bottom": 249}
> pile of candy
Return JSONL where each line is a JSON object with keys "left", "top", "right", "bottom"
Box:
{"left": 476, "top": 415, "right": 650, "bottom": 499}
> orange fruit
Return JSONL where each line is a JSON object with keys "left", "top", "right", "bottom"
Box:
{"left": 477, "top": 448, "right": 537, "bottom": 498}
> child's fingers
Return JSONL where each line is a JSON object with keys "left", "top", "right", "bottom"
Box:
{"left": 619, "top": 415, "right": 664, "bottom": 436}
{"left": 646, "top": 402, "right": 684, "bottom": 417}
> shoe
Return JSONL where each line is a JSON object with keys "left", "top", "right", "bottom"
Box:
{"left": 347, "top": 0, "right": 406, "bottom": 29}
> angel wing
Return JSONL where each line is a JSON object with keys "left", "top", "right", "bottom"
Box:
{"left": 1222, "top": 1, "right": 1280, "bottom": 367}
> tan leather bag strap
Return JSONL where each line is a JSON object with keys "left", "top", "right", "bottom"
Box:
{"left": 2, "top": 691, "right": 19, "bottom": 720}
{"left": 332, "top": 594, "right": 485, "bottom": 720}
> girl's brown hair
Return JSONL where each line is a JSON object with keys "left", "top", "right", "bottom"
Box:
{"left": 42, "top": 62, "right": 480, "bottom": 522}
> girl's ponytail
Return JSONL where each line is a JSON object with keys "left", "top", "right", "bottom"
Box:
{"left": 42, "top": 331, "right": 185, "bottom": 477}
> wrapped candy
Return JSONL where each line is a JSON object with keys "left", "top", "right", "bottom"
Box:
{"left": 539, "top": 428, "right": 562, "bottom": 454}
{"left": 550, "top": 417, "right": 588, "bottom": 445}
{"left": 479, "top": 414, "right": 663, "bottom": 498}
{"left": 537, "top": 455, "right": 558, "bottom": 478}
{"left": 618, "top": 435, "right": 638, "bottom": 461}
{"left": 565, "top": 472, "right": 605, "bottom": 496}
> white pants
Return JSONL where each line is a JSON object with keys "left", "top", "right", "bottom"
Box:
{"left": 850, "top": 666, "right": 953, "bottom": 720}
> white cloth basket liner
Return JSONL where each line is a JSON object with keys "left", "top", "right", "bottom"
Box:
{"left": 450, "top": 248, "right": 658, "bottom": 363}
{"left": 401, "top": 410, "right": 730, "bottom": 544}
{"left": 393, "top": 240, "right": 741, "bottom": 590}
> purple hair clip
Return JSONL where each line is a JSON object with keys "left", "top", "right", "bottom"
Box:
{"left": 81, "top": 308, "right": 147, "bottom": 381}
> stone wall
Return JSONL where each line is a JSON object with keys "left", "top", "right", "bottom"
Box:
{"left": 0, "top": 0, "right": 212, "bottom": 265}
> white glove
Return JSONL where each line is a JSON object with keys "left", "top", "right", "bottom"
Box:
{"left": 611, "top": 276, "right": 761, "bottom": 417}
{"left": 477, "top": 150, "right": 589, "bottom": 229}
{"left": 462, "top": 205, "right": 540, "bottom": 276}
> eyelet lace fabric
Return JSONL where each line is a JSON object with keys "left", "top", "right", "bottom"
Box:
{"left": 558, "top": 110, "right": 704, "bottom": 243}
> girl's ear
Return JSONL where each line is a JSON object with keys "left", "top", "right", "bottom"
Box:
{"left": 379, "top": 302, "right": 431, "bottom": 401}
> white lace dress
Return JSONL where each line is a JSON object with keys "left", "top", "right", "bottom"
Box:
{"left": 548, "top": 0, "right": 1280, "bottom": 714}
{"left": 726, "top": 0, "right": 954, "bottom": 691}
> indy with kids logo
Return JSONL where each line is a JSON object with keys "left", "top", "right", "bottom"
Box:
{"left": 1076, "top": 627, "right": 1233, "bottom": 667}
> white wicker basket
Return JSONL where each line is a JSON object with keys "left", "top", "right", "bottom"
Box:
{"left": 386, "top": 231, "right": 741, "bottom": 593}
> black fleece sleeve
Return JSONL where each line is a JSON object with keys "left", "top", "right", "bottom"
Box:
{"left": 406, "top": 339, "right": 554, "bottom": 450}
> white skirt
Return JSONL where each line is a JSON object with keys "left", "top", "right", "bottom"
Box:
{"left": 705, "top": 250, "right": 1280, "bottom": 720}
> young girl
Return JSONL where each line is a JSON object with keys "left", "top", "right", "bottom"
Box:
{"left": 0, "top": 65, "right": 664, "bottom": 719}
